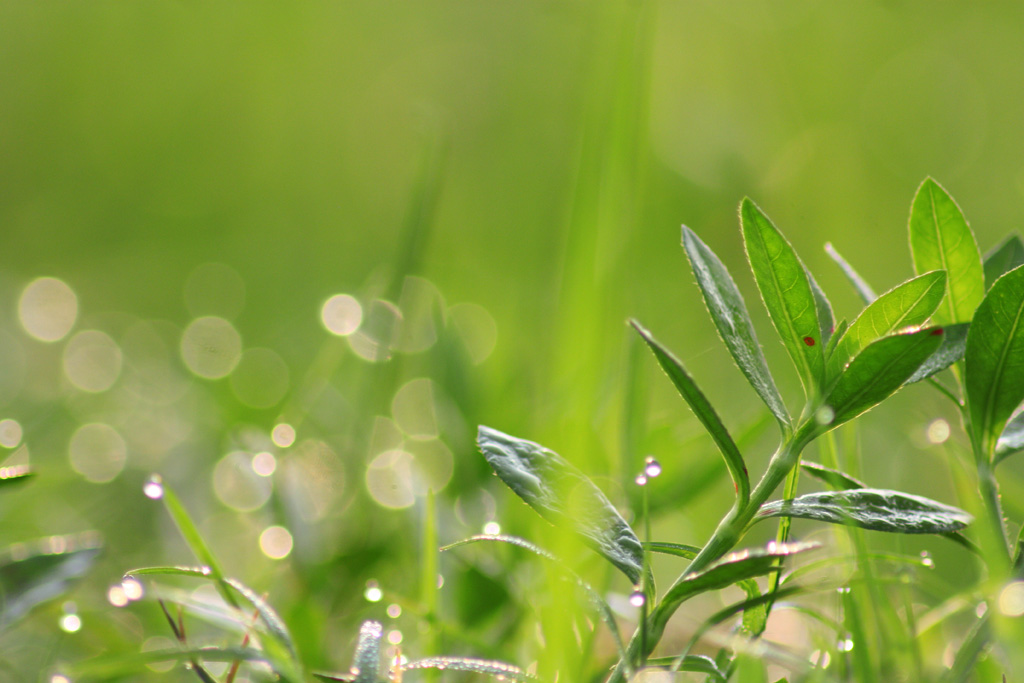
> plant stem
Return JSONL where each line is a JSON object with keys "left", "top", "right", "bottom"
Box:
{"left": 606, "top": 426, "right": 816, "bottom": 682}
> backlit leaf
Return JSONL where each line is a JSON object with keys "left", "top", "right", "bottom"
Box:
{"left": 995, "top": 411, "right": 1024, "bottom": 464}
{"left": 631, "top": 320, "right": 750, "bottom": 504}
{"left": 965, "top": 264, "right": 1024, "bottom": 458}
{"left": 0, "top": 465, "right": 32, "bottom": 490}
{"left": 826, "top": 271, "right": 946, "bottom": 381}
{"left": 682, "top": 226, "right": 790, "bottom": 428}
{"left": 983, "top": 234, "right": 1024, "bottom": 290}
{"left": 823, "top": 328, "right": 944, "bottom": 428}
{"left": 756, "top": 489, "right": 971, "bottom": 534}
{"left": 477, "top": 426, "right": 644, "bottom": 584}
{"left": 807, "top": 267, "right": 835, "bottom": 347}
{"left": 905, "top": 322, "right": 969, "bottom": 384}
{"left": 741, "top": 198, "right": 823, "bottom": 395}
{"left": 401, "top": 657, "right": 540, "bottom": 681}
{"left": 908, "top": 178, "right": 984, "bottom": 325}
{"left": 352, "top": 621, "right": 382, "bottom": 683}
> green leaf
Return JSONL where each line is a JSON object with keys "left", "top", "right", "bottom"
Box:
{"left": 824, "top": 319, "right": 848, "bottom": 361}
{"left": 965, "top": 264, "right": 1024, "bottom": 458}
{"left": 823, "top": 327, "right": 944, "bottom": 428}
{"left": 741, "top": 198, "right": 823, "bottom": 395}
{"left": 826, "top": 271, "right": 947, "bottom": 381}
{"left": 737, "top": 577, "right": 767, "bottom": 636}
{"left": 630, "top": 320, "right": 750, "bottom": 505}
{"left": 644, "top": 655, "right": 726, "bottom": 680}
{"left": 402, "top": 657, "right": 540, "bottom": 681}
{"left": 153, "top": 476, "right": 240, "bottom": 611}
{"left": 800, "top": 461, "right": 867, "bottom": 491}
{"left": 643, "top": 541, "right": 701, "bottom": 560}
{"left": 352, "top": 621, "right": 383, "bottom": 683}
{"left": 0, "top": 464, "right": 33, "bottom": 490}
{"left": 756, "top": 489, "right": 972, "bottom": 534}
{"left": 905, "top": 322, "right": 969, "bottom": 384}
{"left": 995, "top": 411, "right": 1024, "bottom": 464}
{"left": 477, "top": 426, "right": 644, "bottom": 584}
{"left": 71, "top": 646, "right": 269, "bottom": 679}
{"left": 908, "top": 178, "right": 984, "bottom": 326}
{"left": 0, "top": 532, "right": 102, "bottom": 627}
{"left": 681, "top": 226, "right": 790, "bottom": 429}
{"left": 807, "top": 267, "right": 835, "bottom": 347}
{"left": 124, "top": 566, "right": 297, "bottom": 658}
{"left": 659, "top": 541, "right": 819, "bottom": 617}
{"left": 825, "top": 242, "right": 877, "bottom": 304}
{"left": 983, "top": 234, "right": 1024, "bottom": 290}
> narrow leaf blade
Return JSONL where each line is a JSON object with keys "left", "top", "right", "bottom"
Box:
{"left": 0, "top": 532, "right": 102, "bottom": 627}
{"left": 995, "top": 411, "right": 1024, "bottom": 464}
{"left": 477, "top": 426, "right": 644, "bottom": 584}
{"left": 826, "top": 270, "right": 947, "bottom": 381}
{"left": 983, "top": 234, "right": 1024, "bottom": 290}
{"left": 643, "top": 541, "right": 701, "bottom": 560}
{"left": 825, "top": 242, "right": 877, "bottom": 304}
{"left": 741, "top": 198, "right": 823, "bottom": 394}
{"left": 806, "top": 267, "right": 835, "bottom": 347}
{"left": 631, "top": 320, "right": 750, "bottom": 504}
{"left": 660, "top": 541, "right": 819, "bottom": 615}
{"left": 908, "top": 178, "right": 984, "bottom": 325}
{"left": 756, "top": 489, "right": 972, "bottom": 534}
{"left": 824, "top": 328, "right": 944, "bottom": 428}
{"left": 0, "top": 465, "right": 33, "bottom": 490}
{"left": 352, "top": 621, "right": 383, "bottom": 683}
{"left": 402, "top": 657, "right": 539, "bottom": 681}
{"left": 965, "top": 264, "right": 1024, "bottom": 458}
{"left": 800, "top": 462, "right": 867, "bottom": 491}
{"left": 682, "top": 226, "right": 790, "bottom": 428}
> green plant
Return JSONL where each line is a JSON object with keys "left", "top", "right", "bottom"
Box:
{"left": 458, "top": 178, "right": 1024, "bottom": 681}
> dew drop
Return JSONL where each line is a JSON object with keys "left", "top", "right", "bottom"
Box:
{"left": 836, "top": 637, "right": 854, "bottom": 652}
{"left": 482, "top": 521, "right": 501, "bottom": 536}
{"left": 59, "top": 612, "right": 81, "bottom": 633}
{"left": 121, "top": 577, "right": 144, "bottom": 601}
{"left": 634, "top": 474, "right": 648, "bottom": 486}
{"left": 143, "top": 475, "right": 164, "bottom": 500}
{"left": 629, "top": 588, "right": 646, "bottom": 607}
{"left": 364, "top": 580, "right": 383, "bottom": 603}
{"left": 387, "top": 603, "right": 402, "bottom": 619}
{"left": 836, "top": 586, "right": 851, "bottom": 595}
{"left": 920, "top": 551, "right": 934, "bottom": 569}
{"left": 643, "top": 456, "right": 662, "bottom": 478}
{"left": 976, "top": 600, "right": 989, "bottom": 618}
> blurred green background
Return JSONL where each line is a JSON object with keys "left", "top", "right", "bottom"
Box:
{"left": 2, "top": 0, "right": 1024, "bottom": 680}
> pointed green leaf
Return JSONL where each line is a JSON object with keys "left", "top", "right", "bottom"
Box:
{"left": 995, "top": 411, "right": 1024, "bottom": 464}
{"left": 631, "top": 320, "right": 750, "bottom": 505}
{"left": 737, "top": 577, "right": 767, "bottom": 636}
{"left": 643, "top": 541, "right": 701, "bottom": 560}
{"left": 825, "top": 242, "right": 877, "bottom": 304}
{"left": 659, "top": 541, "right": 819, "bottom": 617}
{"left": 644, "top": 655, "right": 726, "bottom": 680}
{"left": 756, "top": 489, "right": 972, "bottom": 534}
{"left": 681, "top": 226, "right": 790, "bottom": 428}
{"left": 826, "top": 271, "right": 947, "bottom": 381}
{"left": 823, "top": 327, "right": 944, "bottom": 428}
{"left": 905, "top": 322, "right": 969, "bottom": 384}
{"left": 807, "top": 267, "right": 835, "bottom": 347}
{"left": 741, "top": 198, "right": 823, "bottom": 395}
{"left": 352, "top": 621, "right": 383, "bottom": 683}
{"left": 983, "top": 234, "right": 1024, "bottom": 290}
{"left": 0, "top": 532, "right": 102, "bottom": 627}
{"left": 965, "top": 264, "right": 1024, "bottom": 458}
{"left": 124, "top": 566, "right": 297, "bottom": 658}
{"left": 800, "top": 462, "right": 867, "bottom": 491}
{"left": 477, "top": 426, "right": 644, "bottom": 584}
{"left": 402, "top": 657, "right": 540, "bottom": 681}
{"left": 908, "top": 178, "right": 984, "bottom": 325}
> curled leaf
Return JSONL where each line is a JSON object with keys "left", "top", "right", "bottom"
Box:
{"left": 757, "top": 489, "right": 971, "bottom": 534}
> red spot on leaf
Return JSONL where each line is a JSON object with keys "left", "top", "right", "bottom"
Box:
{"left": 931, "top": 328, "right": 944, "bottom": 336}
{"left": 733, "top": 481, "right": 738, "bottom": 493}
{"left": 803, "top": 336, "right": 816, "bottom": 346}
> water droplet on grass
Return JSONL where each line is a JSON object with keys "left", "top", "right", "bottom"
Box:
{"left": 837, "top": 638, "right": 854, "bottom": 652}
{"left": 629, "top": 588, "right": 646, "bottom": 607}
{"left": 143, "top": 475, "right": 164, "bottom": 499}
{"left": 643, "top": 456, "right": 662, "bottom": 478}
{"left": 920, "top": 551, "right": 934, "bottom": 568}
{"left": 364, "top": 580, "right": 383, "bottom": 603}
{"left": 634, "top": 474, "right": 647, "bottom": 486}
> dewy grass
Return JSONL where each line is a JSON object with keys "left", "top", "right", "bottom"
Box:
{"left": 106, "top": 180, "right": 1024, "bottom": 682}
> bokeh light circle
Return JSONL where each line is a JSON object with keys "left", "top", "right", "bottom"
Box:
{"left": 365, "top": 449, "right": 418, "bottom": 509}
{"left": 69, "top": 423, "right": 127, "bottom": 483}
{"left": 321, "top": 294, "right": 363, "bottom": 336}
{"left": 259, "top": 525, "right": 293, "bottom": 559}
{"left": 63, "top": 330, "right": 123, "bottom": 392}
{"left": 0, "top": 419, "right": 22, "bottom": 448}
{"left": 213, "top": 450, "right": 273, "bottom": 512}
{"left": 19, "top": 277, "right": 78, "bottom": 342}
{"left": 180, "top": 316, "right": 242, "bottom": 379}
